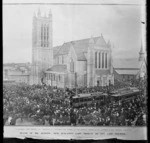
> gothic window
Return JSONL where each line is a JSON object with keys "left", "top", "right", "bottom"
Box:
{"left": 95, "top": 52, "right": 97, "bottom": 68}
{"left": 105, "top": 53, "right": 107, "bottom": 68}
{"left": 102, "top": 52, "right": 104, "bottom": 68}
{"left": 41, "top": 25, "right": 44, "bottom": 47}
{"left": 70, "top": 59, "right": 74, "bottom": 72}
{"left": 47, "top": 26, "right": 49, "bottom": 40}
{"left": 47, "top": 26, "right": 49, "bottom": 47}
{"left": 44, "top": 25, "right": 46, "bottom": 43}
{"left": 99, "top": 52, "right": 101, "bottom": 68}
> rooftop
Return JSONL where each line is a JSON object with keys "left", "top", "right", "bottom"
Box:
{"left": 46, "top": 65, "right": 67, "bottom": 73}
{"left": 113, "top": 58, "right": 140, "bottom": 69}
{"left": 115, "top": 69, "right": 139, "bottom": 75}
{"left": 53, "top": 36, "right": 109, "bottom": 61}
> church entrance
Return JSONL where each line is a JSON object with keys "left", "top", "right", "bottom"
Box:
{"left": 97, "top": 80, "right": 99, "bottom": 86}
{"left": 96, "top": 76, "right": 102, "bottom": 87}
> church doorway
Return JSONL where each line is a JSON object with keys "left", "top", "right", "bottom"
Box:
{"left": 97, "top": 80, "right": 99, "bottom": 86}
{"left": 96, "top": 76, "right": 102, "bottom": 87}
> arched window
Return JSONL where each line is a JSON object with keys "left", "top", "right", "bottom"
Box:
{"left": 44, "top": 25, "right": 46, "bottom": 47}
{"left": 95, "top": 52, "right": 97, "bottom": 68}
{"left": 105, "top": 53, "right": 107, "bottom": 68}
{"left": 47, "top": 26, "right": 49, "bottom": 40}
{"left": 99, "top": 52, "right": 101, "bottom": 68}
{"left": 70, "top": 59, "right": 74, "bottom": 72}
{"left": 41, "top": 25, "right": 44, "bottom": 47}
{"left": 102, "top": 52, "right": 104, "bottom": 68}
{"left": 47, "top": 26, "right": 49, "bottom": 47}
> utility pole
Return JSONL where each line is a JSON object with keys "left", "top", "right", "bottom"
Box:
{"left": 75, "top": 72, "right": 78, "bottom": 96}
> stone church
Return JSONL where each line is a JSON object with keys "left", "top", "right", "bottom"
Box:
{"left": 31, "top": 9, "right": 114, "bottom": 88}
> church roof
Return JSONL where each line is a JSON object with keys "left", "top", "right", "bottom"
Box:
{"left": 56, "top": 42, "right": 71, "bottom": 55}
{"left": 46, "top": 65, "right": 67, "bottom": 73}
{"left": 53, "top": 46, "right": 61, "bottom": 56}
{"left": 113, "top": 58, "right": 140, "bottom": 69}
{"left": 53, "top": 36, "right": 108, "bottom": 61}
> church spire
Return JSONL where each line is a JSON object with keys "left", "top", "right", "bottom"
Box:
{"left": 139, "top": 42, "right": 145, "bottom": 61}
{"left": 139, "top": 43, "right": 144, "bottom": 54}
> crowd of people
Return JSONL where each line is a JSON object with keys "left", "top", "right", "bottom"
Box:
{"left": 3, "top": 78, "right": 147, "bottom": 126}
{"left": 71, "top": 94, "right": 146, "bottom": 126}
{"left": 3, "top": 84, "right": 71, "bottom": 125}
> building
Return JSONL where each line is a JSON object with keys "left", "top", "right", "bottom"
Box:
{"left": 113, "top": 44, "right": 146, "bottom": 82}
{"left": 137, "top": 44, "right": 147, "bottom": 80}
{"left": 46, "top": 36, "right": 114, "bottom": 88}
{"left": 31, "top": 9, "right": 114, "bottom": 88}
{"left": 3, "top": 63, "right": 31, "bottom": 84}
{"left": 113, "top": 59, "right": 139, "bottom": 81}
{"left": 30, "top": 9, "right": 53, "bottom": 85}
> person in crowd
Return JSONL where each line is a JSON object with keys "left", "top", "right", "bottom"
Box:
{"left": 3, "top": 78, "right": 146, "bottom": 126}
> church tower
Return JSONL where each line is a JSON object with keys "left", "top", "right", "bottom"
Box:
{"left": 31, "top": 9, "right": 53, "bottom": 84}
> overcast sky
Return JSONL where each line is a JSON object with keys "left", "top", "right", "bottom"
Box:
{"left": 3, "top": 0, "right": 146, "bottom": 63}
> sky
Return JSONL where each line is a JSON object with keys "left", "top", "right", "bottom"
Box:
{"left": 3, "top": 0, "right": 146, "bottom": 63}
